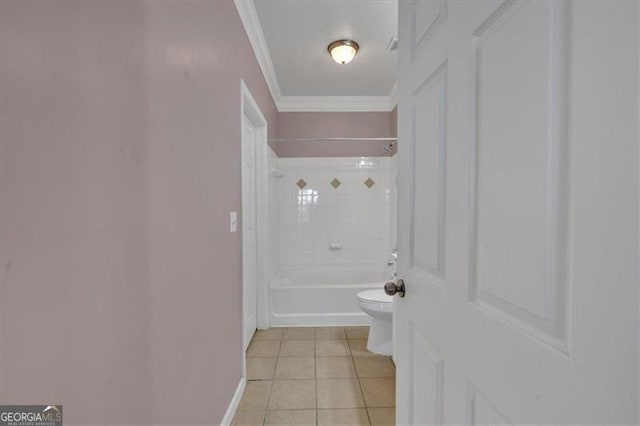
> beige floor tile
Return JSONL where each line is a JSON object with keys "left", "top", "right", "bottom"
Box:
{"left": 360, "top": 378, "right": 395, "bottom": 407}
{"left": 353, "top": 357, "right": 395, "bottom": 378}
{"left": 315, "top": 326, "right": 346, "bottom": 340}
{"left": 279, "top": 340, "right": 315, "bottom": 357}
{"left": 346, "top": 326, "right": 370, "bottom": 339}
{"left": 268, "top": 380, "right": 316, "bottom": 410}
{"left": 247, "top": 340, "right": 281, "bottom": 358}
{"left": 367, "top": 407, "right": 395, "bottom": 425}
{"left": 247, "top": 357, "right": 277, "bottom": 380}
{"left": 348, "top": 339, "right": 383, "bottom": 358}
{"left": 283, "top": 327, "right": 315, "bottom": 340}
{"left": 237, "top": 380, "right": 272, "bottom": 411}
{"left": 253, "top": 328, "right": 284, "bottom": 341}
{"left": 316, "top": 339, "right": 351, "bottom": 356}
{"left": 317, "top": 379, "right": 365, "bottom": 409}
{"left": 316, "top": 356, "right": 357, "bottom": 379}
{"left": 274, "top": 357, "right": 315, "bottom": 380}
{"left": 318, "top": 408, "right": 370, "bottom": 425}
{"left": 265, "top": 409, "right": 316, "bottom": 425}
{"left": 231, "top": 409, "right": 265, "bottom": 426}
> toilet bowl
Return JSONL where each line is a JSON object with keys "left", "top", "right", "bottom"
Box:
{"left": 357, "top": 289, "right": 393, "bottom": 356}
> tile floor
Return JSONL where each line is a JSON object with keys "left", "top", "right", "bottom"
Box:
{"left": 232, "top": 326, "right": 395, "bottom": 426}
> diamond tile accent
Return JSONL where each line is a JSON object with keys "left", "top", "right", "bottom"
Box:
{"left": 364, "top": 178, "right": 375, "bottom": 188}
{"left": 296, "top": 178, "right": 307, "bottom": 189}
{"left": 330, "top": 178, "right": 341, "bottom": 189}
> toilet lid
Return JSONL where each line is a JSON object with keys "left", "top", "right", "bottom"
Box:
{"left": 357, "top": 289, "right": 393, "bottom": 304}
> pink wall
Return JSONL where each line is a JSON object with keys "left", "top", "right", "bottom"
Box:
{"left": 0, "top": 0, "right": 276, "bottom": 424}
{"left": 0, "top": 1, "right": 151, "bottom": 423}
{"left": 273, "top": 111, "right": 396, "bottom": 157}
{"left": 144, "top": 1, "right": 276, "bottom": 423}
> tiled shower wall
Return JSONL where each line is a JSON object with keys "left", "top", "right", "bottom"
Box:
{"left": 267, "top": 146, "right": 280, "bottom": 278}
{"left": 277, "top": 157, "right": 395, "bottom": 269}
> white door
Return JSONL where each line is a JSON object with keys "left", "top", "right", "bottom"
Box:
{"left": 242, "top": 118, "right": 258, "bottom": 350}
{"left": 395, "top": 1, "right": 639, "bottom": 424}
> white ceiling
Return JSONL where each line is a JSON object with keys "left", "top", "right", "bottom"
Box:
{"left": 237, "top": 0, "right": 398, "bottom": 111}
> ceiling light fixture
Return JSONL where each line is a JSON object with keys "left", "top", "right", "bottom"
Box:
{"left": 328, "top": 39, "right": 359, "bottom": 65}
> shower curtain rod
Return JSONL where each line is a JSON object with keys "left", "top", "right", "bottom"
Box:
{"left": 268, "top": 137, "right": 398, "bottom": 143}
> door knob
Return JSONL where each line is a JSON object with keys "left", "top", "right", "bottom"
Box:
{"left": 384, "top": 279, "right": 405, "bottom": 298}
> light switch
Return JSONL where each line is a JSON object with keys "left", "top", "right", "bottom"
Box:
{"left": 230, "top": 211, "right": 238, "bottom": 233}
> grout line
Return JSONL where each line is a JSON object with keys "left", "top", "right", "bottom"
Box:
{"left": 351, "top": 331, "right": 377, "bottom": 425}
{"left": 264, "top": 335, "right": 280, "bottom": 425}
{"left": 242, "top": 326, "right": 393, "bottom": 425}
{"left": 350, "top": 348, "right": 370, "bottom": 416}
{"left": 261, "top": 334, "right": 280, "bottom": 424}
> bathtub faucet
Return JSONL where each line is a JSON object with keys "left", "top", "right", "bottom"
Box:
{"left": 387, "top": 248, "right": 398, "bottom": 266}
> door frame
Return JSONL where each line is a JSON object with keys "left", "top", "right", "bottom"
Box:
{"left": 240, "top": 80, "right": 270, "bottom": 355}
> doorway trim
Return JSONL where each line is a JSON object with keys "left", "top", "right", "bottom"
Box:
{"left": 240, "top": 80, "right": 270, "bottom": 342}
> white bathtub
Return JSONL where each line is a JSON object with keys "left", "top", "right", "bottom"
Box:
{"left": 270, "top": 265, "right": 394, "bottom": 326}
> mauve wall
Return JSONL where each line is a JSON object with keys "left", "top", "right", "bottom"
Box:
{"left": 273, "top": 111, "right": 396, "bottom": 157}
{"left": 0, "top": 2, "right": 151, "bottom": 423}
{"left": 0, "top": 0, "right": 277, "bottom": 424}
{"left": 144, "top": 2, "right": 276, "bottom": 423}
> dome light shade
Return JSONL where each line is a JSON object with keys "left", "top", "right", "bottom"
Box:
{"left": 328, "top": 40, "right": 359, "bottom": 65}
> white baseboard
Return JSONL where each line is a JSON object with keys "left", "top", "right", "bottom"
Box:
{"left": 270, "top": 312, "right": 371, "bottom": 327}
{"left": 220, "top": 376, "right": 246, "bottom": 426}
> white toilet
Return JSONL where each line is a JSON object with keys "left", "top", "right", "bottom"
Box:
{"left": 357, "top": 289, "right": 393, "bottom": 356}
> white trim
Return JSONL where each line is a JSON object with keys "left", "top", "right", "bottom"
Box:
{"left": 637, "top": 2, "right": 640, "bottom": 419}
{"left": 278, "top": 95, "right": 395, "bottom": 112}
{"left": 241, "top": 80, "right": 271, "bottom": 332}
{"left": 270, "top": 311, "right": 371, "bottom": 327}
{"left": 234, "top": 0, "right": 282, "bottom": 106}
{"left": 220, "top": 377, "right": 246, "bottom": 426}
{"left": 234, "top": 0, "right": 397, "bottom": 112}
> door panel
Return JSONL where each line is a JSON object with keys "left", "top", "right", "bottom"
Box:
{"left": 467, "top": 384, "right": 510, "bottom": 425}
{"left": 409, "top": 327, "right": 444, "bottom": 425}
{"left": 410, "top": 63, "right": 447, "bottom": 281}
{"left": 413, "top": 0, "right": 447, "bottom": 50}
{"left": 396, "top": 1, "right": 639, "bottom": 424}
{"left": 469, "top": 0, "right": 569, "bottom": 351}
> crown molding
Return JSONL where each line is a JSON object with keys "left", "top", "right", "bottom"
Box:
{"left": 234, "top": 0, "right": 396, "bottom": 112}
{"left": 234, "top": 0, "right": 283, "bottom": 103}
{"left": 278, "top": 96, "right": 394, "bottom": 112}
